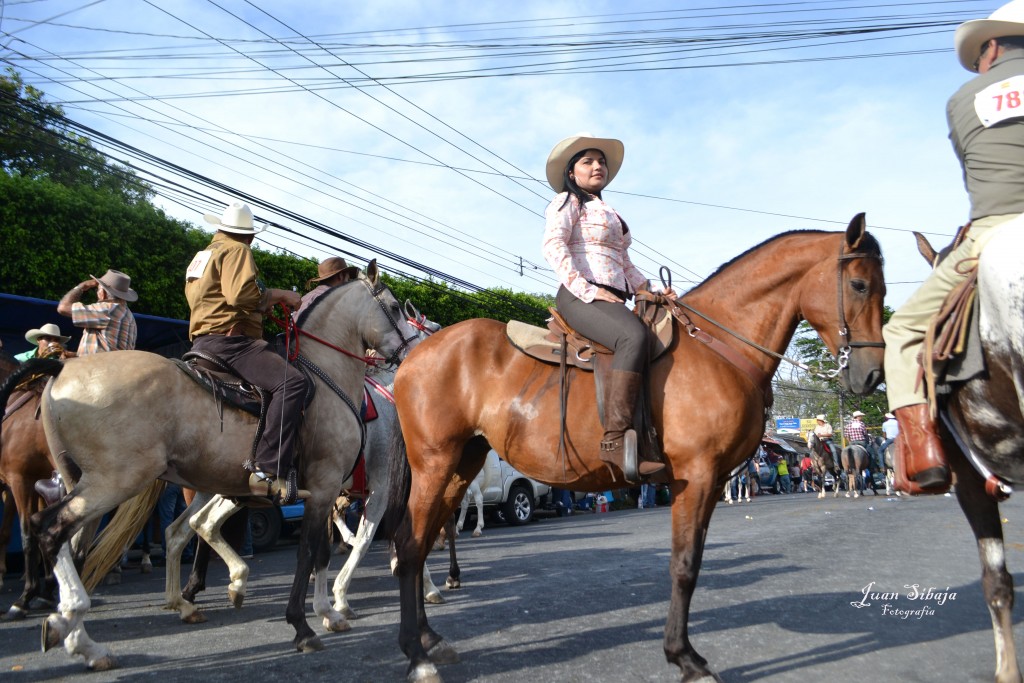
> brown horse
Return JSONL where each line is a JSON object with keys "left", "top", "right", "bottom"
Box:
{"left": 383, "top": 217, "right": 886, "bottom": 682}
{"left": 913, "top": 227, "right": 1024, "bottom": 683}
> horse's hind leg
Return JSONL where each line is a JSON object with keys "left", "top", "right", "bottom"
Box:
{"left": 33, "top": 494, "right": 118, "bottom": 670}
{"left": 950, "top": 450, "right": 1021, "bottom": 683}
{"left": 0, "top": 486, "right": 13, "bottom": 589}
{"left": 163, "top": 492, "right": 211, "bottom": 622}
{"left": 443, "top": 516, "right": 461, "bottom": 590}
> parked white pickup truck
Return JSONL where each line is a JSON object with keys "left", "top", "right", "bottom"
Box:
{"left": 475, "top": 449, "right": 551, "bottom": 525}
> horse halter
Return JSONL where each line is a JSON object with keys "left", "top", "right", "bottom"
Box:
{"left": 364, "top": 278, "right": 420, "bottom": 367}
{"left": 834, "top": 240, "right": 885, "bottom": 376}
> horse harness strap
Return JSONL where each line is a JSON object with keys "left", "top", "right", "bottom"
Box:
{"left": 295, "top": 354, "right": 366, "bottom": 463}
{"left": 836, "top": 241, "right": 886, "bottom": 351}
{"left": 669, "top": 307, "right": 772, "bottom": 405}
{"left": 3, "top": 390, "right": 35, "bottom": 423}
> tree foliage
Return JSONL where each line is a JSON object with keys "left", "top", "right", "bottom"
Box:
{"left": 0, "top": 68, "right": 150, "bottom": 204}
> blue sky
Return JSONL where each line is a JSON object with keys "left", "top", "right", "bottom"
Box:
{"left": 0, "top": 0, "right": 1003, "bottom": 309}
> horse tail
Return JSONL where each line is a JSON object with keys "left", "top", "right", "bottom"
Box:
{"left": 382, "top": 415, "right": 411, "bottom": 543}
{"left": 81, "top": 480, "right": 165, "bottom": 593}
{"left": 0, "top": 357, "right": 63, "bottom": 407}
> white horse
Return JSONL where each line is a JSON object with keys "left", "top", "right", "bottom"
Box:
{"left": 2, "top": 263, "right": 422, "bottom": 670}
{"left": 456, "top": 474, "right": 484, "bottom": 536}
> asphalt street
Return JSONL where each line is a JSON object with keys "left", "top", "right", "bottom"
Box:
{"left": 2, "top": 489, "right": 1023, "bottom": 682}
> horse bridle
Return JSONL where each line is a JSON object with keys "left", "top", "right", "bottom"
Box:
{"left": 364, "top": 278, "right": 420, "bottom": 367}
{"left": 663, "top": 238, "right": 885, "bottom": 382}
{"left": 834, "top": 240, "right": 886, "bottom": 375}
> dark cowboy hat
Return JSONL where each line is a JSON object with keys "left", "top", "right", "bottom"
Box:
{"left": 306, "top": 257, "right": 360, "bottom": 289}
{"left": 90, "top": 269, "right": 138, "bottom": 302}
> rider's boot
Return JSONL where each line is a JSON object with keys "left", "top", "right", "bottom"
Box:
{"left": 892, "top": 404, "right": 951, "bottom": 495}
{"left": 600, "top": 370, "right": 665, "bottom": 481}
{"left": 248, "top": 466, "right": 311, "bottom": 505}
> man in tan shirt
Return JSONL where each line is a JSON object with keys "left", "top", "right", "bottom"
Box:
{"left": 185, "top": 201, "right": 309, "bottom": 504}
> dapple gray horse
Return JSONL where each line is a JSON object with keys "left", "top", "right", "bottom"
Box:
{"left": 0, "top": 262, "right": 421, "bottom": 671}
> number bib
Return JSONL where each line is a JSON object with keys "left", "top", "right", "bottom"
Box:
{"left": 974, "top": 75, "right": 1024, "bottom": 127}
{"left": 185, "top": 250, "right": 212, "bottom": 281}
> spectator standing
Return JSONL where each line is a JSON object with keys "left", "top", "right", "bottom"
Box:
{"left": 776, "top": 456, "right": 791, "bottom": 494}
{"left": 800, "top": 454, "right": 815, "bottom": 492}
{"left": 57, "top": 269, "right": 138, "bottom": 355}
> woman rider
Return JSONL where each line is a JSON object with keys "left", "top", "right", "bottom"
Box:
{"left": 541, "top": 133, "right": 674, "bottom": 481}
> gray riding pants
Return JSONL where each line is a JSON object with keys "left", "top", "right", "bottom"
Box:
{"left": 555, "top": 286, "right": 647, "bottom": 373}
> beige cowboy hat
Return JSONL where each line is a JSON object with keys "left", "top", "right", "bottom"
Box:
{"left": 204, "top": 200, "right": 266, "bottom": 235}
{"left": 307, "top": 256, "right": 360, "bottom": 288}
{"left": 545, "top": 132, "right": 625, "bottom": 193}
{"left": 954, "top": 0, "right": 1024, "bottom": 72}
{"left": 851, "top": 410, "right": 866, "bottom": 418}
{"left": 25, "top": 323, "right": 71, "bottom": 345}
{"left": 90, "top": 269, "right": 138, "bottom": 302}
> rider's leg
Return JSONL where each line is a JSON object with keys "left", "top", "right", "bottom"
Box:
{"left": 555, "top": 287, "right": 664, "bottom": 480}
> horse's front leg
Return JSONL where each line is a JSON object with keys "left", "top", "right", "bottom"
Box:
{"left": 950, "top": 450, "right": 1021, "bottom": 683}
{"left": 0, "top": 487, "right": 14, "bottom": 590}
{"left": 332, "top": 493, "right": 385, "bottom": 619}
{"left": 663, "top": 474, "right": 722, "bottom": 683}
{"left": 287, "top": 499, "right": 338, "bottom": 651}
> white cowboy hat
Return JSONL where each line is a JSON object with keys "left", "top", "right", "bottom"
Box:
{"left": 90, "top": 269, "right": 138, "bottom": 302}
{"left": 815, "top": 414, "right": 827, "bottom": 421}
{"left": 884, "top": 412, "right": 895, "bottom": 419}
{"left": 25, "top": 323, "right": 71, "bottom": 345}
{"left": 851, "top": 410, "right": 866, "bottom": 418}
{"left": 954, "top": 0, "right": 1024, "bottom": 72}
{"left": 204, "top": 201, "right": 266, "bottom": 235}
{"left": 545, "top": 132, "right": 625, "bottom": 193}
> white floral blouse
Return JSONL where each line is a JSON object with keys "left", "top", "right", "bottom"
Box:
{"left": 541, "top": 193, "right": 647, "bottom": 303}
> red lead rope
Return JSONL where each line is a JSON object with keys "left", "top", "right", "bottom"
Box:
{"left": 268, "top": 305, "right": 382, "bottom": 367}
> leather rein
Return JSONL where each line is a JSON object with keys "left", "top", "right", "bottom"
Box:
{"left": 655, "top": 239, "right": 884, "bottom": 396}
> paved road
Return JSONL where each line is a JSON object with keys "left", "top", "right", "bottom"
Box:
{"left": 2, "top": 490, "right": 1024, "bottom": 682}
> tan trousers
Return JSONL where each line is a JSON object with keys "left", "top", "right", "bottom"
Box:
{"left": 883, "top": 213, "right": 1018, "bottom": 410}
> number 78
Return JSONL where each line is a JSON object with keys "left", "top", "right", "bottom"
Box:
{"left": 993, "top": 91, "right": 1022, "bottom": 110}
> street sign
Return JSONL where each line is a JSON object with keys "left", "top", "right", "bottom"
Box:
{"left": 775, "top": 418, "right": 800, "bottom": 431}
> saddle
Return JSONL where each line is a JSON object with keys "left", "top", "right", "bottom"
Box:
{"left": 505, "top": 292, "right": 674, "bottom": 472}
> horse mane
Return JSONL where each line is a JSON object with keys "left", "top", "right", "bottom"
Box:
{"left": 294, "top": 278, "right": 362, "bottom": 328}
{"left": 686, "top": 229, "right": 883, "bottom": 295}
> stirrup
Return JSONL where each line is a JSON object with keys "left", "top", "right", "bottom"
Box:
{"left": 248, "top": 468, "right": 309, "bottom": 505}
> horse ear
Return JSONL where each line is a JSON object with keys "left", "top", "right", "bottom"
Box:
{"left": 366, "top": 259, "right": 378, "bottom": 284}
{"left": 404, "top": 299, "right": 420, "bottom": 321}
{"left": 845, "top": 212, "right": 866, "bottom": 250}
{"left": 913, "top": 231, "right": 938, "bottom": 267}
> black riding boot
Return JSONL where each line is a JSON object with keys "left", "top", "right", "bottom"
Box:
{"left": 600, "top": 370, "right": 665, "bottom": 481}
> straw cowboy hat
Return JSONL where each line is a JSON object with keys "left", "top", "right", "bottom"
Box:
{"left": 204, "top": 201, "right": 266, "bottom": 235}
{"left": 307, "top": 257, "right": 360, "bottom": 288}
{"left": 545, "top": 132, "right": 625, "bottom": 192}
{"left": 90, "top": 269, "right": 138, "bottom": 302}
{"left": 955, "top": 0, "right": 1024, "bottom": 72}
{"left": 851, "top": 410, "right": 866, "bottom": 418}
{"left": 25, "top": 323, "right": 71, "bottom": 345}
{"left": 815, "top": 414, "right": 827, "bottom": 421}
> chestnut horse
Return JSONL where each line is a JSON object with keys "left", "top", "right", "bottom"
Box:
{"left": 384, "top": 218, "right": 886, "bottom": 682}
{"left": 0, "top": 263, "right": 421, "bottom": 671}
{"left": 913, "top": 225, "right": 1024, "bottom": 683}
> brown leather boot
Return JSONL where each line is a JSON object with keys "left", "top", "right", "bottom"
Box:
{"left": 892, "top": 404, "right": 951, "bottom": 495}
{"left": 600, "top": 370, "right": 665, "bottom": 481}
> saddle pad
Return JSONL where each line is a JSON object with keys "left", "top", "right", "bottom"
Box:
{"left": 363, "top": 385, "right": 378, "bottom": 422}
{"left": 506, "top": 310, "right": 673, "bottom": 368}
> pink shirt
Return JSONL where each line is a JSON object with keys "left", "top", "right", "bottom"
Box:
{"left": 542, "top": 193, "right": 647, "bottom": 303}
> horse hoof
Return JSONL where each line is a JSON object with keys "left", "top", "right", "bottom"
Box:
{"left": 296, "top": 635, "right": 324, "bottom": 653}
{"left": 323, "top": 615, "right": 352, "bottom": 633}
{"left": 424, "top": 591, "right": 445, "bottom": 604}
{"left": 41, "top": 614, "right": 66, "bottom": 652}
{"left": 5, "top": 605, "right": 27, "bottom": 621}
{"left": 87, "top": 654, "right": 117, "bottom": 671}
{"left": 104, "top": 572, "right": 122, "bottom": 586}
{"left": 339, "top": 605, "right": 358, "bottom": 620}
{"left": 407, "top": 661, "right": 442, "bottom": 683}
{"left": 427, "top": 640, "right": 460, "bottom": 665}
{"left": 472, "top": 530, "right": 482, "bottom": 537}
{"left": 182, "top": 611, "right": 207, "bottom": 625}
{"left": 445, "top": 577, "right": 461, "bottom": 590}
{"left": 228, "top": 588, "right": 245, "bottom": 609}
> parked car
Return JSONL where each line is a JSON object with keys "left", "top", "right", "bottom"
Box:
{"left": 474, "top": 450, "right": 551, "bottom": 526}
{"left": 249, "top": 501, "right": 305, "bottom": 553}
